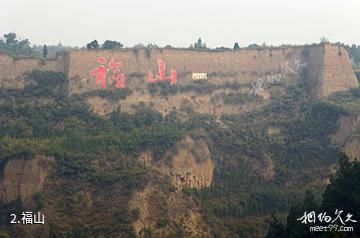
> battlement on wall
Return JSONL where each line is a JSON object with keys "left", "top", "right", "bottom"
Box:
{"left": 0, "top": 52, "right": 67, "bottom": 89}
{"left": 0, "top": 44, "right": 358, "bottom": 99}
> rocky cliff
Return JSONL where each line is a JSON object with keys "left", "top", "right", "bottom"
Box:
{"left": 0, "top": 156, "right": 55, "bottom": 205}
{"left": 331, "top": 115, "right": 360, "bottom": 160}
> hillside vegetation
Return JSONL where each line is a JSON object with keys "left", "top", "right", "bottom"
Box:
{"left": 0, "top": 59, "right": 359, "bottom": 238}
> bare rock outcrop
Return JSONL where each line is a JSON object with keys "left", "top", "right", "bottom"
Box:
{"left": 129, "top": 185, "right": 211, "bottom": 238}
{"left": 158, "top": 136, "right": 214, "bottom": 190}
{"left": 331, "top": 115, "right": 360, "bottom": 160}
{"left": 130, "top": 136, "right": 214, "bottom": 236}
{"left": 0, "top": 155, "right": 55, "bottom": 205}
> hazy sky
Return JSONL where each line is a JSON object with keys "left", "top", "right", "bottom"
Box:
{"left": 1, "top": 0, "right": 358, "bottom": 48}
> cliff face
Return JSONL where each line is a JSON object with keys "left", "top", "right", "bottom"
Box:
{"left": 331, "top": 115, "right": 360, "bottom": 160}
{"left": 129, "top": 136, "right": 214, "bottom": 237}
{"left": 129, "top": 185, "right": 211, "bottom": 237}
{"left": 0, "top": 156, "right": 55, "bottom": 205}
{"left": 158, "top": 136, "right": 214, "bottom": 190}
{"left": 137, "top": 135, "right": 214, "bottom": 190}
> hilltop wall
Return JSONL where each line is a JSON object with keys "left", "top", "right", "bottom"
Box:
{"left": 321, "top": 44, "right": 358, "bottom": 98}
{"left": 0, "top": 53, "right": 67, "bottom": 89}
{"left": 0, "top": 44, "right": 357, "bottom": 98}
{"left": 67, "top": 46, "right": 303, "bottom": 94}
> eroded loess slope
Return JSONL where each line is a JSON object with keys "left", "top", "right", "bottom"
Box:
{"left": 0, "top": 44, "right": 359, "bottom": 238}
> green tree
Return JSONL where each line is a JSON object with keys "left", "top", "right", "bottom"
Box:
{"left": 0, "top": 32, "right": 33, "bottom": 56}
{"left": 194, "top": 37, "right": 206, "bottom": 49}
{"left": 265, "top": 191, "right": 319, "bottom": 238}
{"left": 86, "top": 40, "right": 99, "bottom": 49}
{"left": 265, "top": 214, "right": 286, "bottom": 238}
{"left": 3, "top": 33, "right": 17, "bottom": 45}
{"left": 303, "top": 190, "right": 318, "bottom": 212}
{"left": 102, "top": 40, "right": 123, "bottom": 49}
{"left": 285, "top": 205, "right": 307, "bottom": 238}
{"left": 320, "top": 36, "right": 330, "bottom": 43}
{"left": 349, "top": 44, "right": 360, "bottom": 67}
{"left": 321, "top": 153, "right": 360, "bottom": 237}
{"left": 267, "top": 154, "right": 360, "bottom": 238}
{"left": 233, "top": 42, "right": 240, "bottom": 50}
{"left": 43, "top": 44, "right": 48, "bottom": 58}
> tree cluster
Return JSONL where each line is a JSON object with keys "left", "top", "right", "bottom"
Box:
{"left": 192, "top": 38, "right": 207, "bottom": 49}
{"left": 86, "top": 40, "right": 124, "bottom": 50}
{"left": 266, "top": 153, "right": 360, "bottom": 238}
{"left": 0, "top": 32, "right": 34, "bottom": 56}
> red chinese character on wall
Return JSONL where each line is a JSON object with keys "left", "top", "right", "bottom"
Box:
{"left": 90, "top": 57, "right": 126, "bottom": 89}
{"left": 147, "top": 59, "right": 177, "bottom": 85}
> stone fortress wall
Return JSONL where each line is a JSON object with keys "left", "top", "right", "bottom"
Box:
{"left": 0, "top": 43, "right": 358, "bottom": 99}
{"left": 321, "top": 44, "right": 359, "bottom": 97}
{"left": 0, "top": 53, "right": 67, "bottom": 89}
